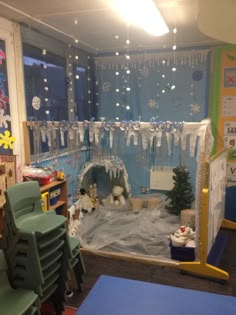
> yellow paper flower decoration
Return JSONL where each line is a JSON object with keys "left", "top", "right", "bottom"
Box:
{"left": 0, "top": 130, "right": 16, "bottom": 149}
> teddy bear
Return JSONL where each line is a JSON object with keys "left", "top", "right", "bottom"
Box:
{"left": 103, "top": 185, "right": 126, "bottom": 207}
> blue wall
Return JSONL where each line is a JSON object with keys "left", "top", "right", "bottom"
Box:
{"left": 93, "top": 48, "right": 211, "bottom": 195}
{"left": 35, "top": 48, "right": 211, "bottom": 198}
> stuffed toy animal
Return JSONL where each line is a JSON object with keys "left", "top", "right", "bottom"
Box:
{"left": 79, "top": 188, "right": 95, "bottom": 214}
{"left": 170, "top": 225, "right": 195, "bottom": 247}
{"left": 103, "top": 185, "right": 126, "bottom": 207}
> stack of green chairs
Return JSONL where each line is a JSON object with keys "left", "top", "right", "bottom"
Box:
{"left": 0, "top": 249, "right": 41, "bottom": 315}
{"left": 2, "top": 181, "right": 74, "bottom": 315}
{"left": 68, "top": 236, "right": 86, "bottom": 292}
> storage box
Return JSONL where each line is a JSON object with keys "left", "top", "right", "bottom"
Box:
{"left": 22, "top": 167, "right": 57, "bottom": 185}
{"left": 41, "top": 192, "right": 49, "bottom": 211}
{"left": 49, "top": 188, "right": 61, "bottom": 206}
{"left": 55, "top": 206, "right": 63, "bottom": 215}
{"left": 169, "top": 241, "right": 195, "bottom": 262}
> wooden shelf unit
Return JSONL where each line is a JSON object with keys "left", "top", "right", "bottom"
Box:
{"left": 0, "top": 155, "right": 17, "bottom": 240}
{"left": 40, "top": 179, "right": 68, "bottom": 218}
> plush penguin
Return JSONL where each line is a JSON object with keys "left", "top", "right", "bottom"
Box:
{"left": 79, "top": 188, "right": 95, "bottom": 214}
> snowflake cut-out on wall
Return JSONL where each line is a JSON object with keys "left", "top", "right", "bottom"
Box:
{"left": 0, "top": 130, "right": 16, "bottom": 149}
{"left": 148, "top": 99, "right": 158, "bottom": 108}
{"left": 0, "top": 108, "right": 11, "bottom": 128}
{"left": 190, "top": 103, "right": 201, "bottom": 113}
{"left": 102, "top": 82, "right": 111, "bottom": 92}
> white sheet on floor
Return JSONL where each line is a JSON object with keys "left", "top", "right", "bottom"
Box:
{"left": 78, "top": 197, "right": 180, "bottom": 259}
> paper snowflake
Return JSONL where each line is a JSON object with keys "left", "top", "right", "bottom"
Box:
{"left": 0, "top": 130, "right": 16, "bottom": 149}
{"left": 190, "top": 103, "right": 200, "bottom": 113}
{"left": 0, "top": 108, "right": 11, "bottom": 128}
{"left": 148, "top": 99, "right": 158, "bottom": 108}
{"left": 102, "top": 82, "right": 111, "bottom": 92}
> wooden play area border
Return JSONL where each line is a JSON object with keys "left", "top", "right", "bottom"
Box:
{"left": 81, "top": 150, "right": 236, "bottom": 281}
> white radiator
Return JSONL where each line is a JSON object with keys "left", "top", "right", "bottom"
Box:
{"left": 150, "top": 168, "right": 174, "bottom": 191}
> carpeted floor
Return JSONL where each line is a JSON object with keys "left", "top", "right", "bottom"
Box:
{"left": 41, "top": 304, "right": 77, "bottom": 315}
{"left": 66, "top": 228, "right": 236, "bottom": 309}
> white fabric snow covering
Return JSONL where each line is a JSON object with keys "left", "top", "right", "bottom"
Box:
{"left": 78, "top": 195, "right": 180, "bottom": 259}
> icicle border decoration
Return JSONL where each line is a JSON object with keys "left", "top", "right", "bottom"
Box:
{"left": 95, "top": 49, "right": 210, "bottom": 70}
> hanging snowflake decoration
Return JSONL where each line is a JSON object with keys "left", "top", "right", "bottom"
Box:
{"left": 148, "top": 99, "right": 158, "bottom": 108}
{"left": 192, "top": 70, "right": 203, "bottom": 81}
{"left": 102, "top": 82, "right": 111, "bottom": 92}
{"left": 65, "top": 76, "right": 71, "bottom": 89}
{"left": 0, "top": 130, "right": 16, "bottom": 149}
{"left": 139, "top": 66, "right": 149, "bottom": 77}
{"left": 190, "top": 103, "right": 201, "bottom": 113}
{"left": 0, "top": 89, "right": 9, "bottom": 109}
{"left": 0, "top": 108, "right": 11, "bottom": 128}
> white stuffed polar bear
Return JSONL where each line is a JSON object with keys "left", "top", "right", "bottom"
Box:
{"left": 104, "top": 185, "right": 126, "bottom": 207}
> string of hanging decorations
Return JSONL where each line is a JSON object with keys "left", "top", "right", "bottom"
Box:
{"left": 26, "top": 118, "right": 213, "bottom": 163}
{"left": 95, "top": 49, "right": 210, "bottom": 70}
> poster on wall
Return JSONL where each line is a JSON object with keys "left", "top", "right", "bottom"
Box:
{"left": 0, "top": 39, "right": 12, "bottom": 155}
{"left": 210, "top": 49, "right": 236, "bottom": 187}
{"left": 227, "top": 161, "right": 236, "bottom": 183}
{"left": 208, "top": 151, "right": 227, "bottom": 255}
{"left": 222, "top": 96, "right": 236, "bottom": 117}
{"left": 224, "top": 121, "right": 236, "bottom": 148}
{"left": 223, "top": 67, "right": 236, "bottom": 88}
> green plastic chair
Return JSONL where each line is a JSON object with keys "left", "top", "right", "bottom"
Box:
{"left": 67, "top": 237, "right": 86, "bottom": 292}
{"left": 4, "top": 181, "right": 67, "bottom": 236}
{"left": 0, "top": 250, "right": 41, "bottom": 315}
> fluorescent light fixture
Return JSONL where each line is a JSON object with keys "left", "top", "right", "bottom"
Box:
{"left": 110, "top": 0, "right": 169, "bottom": 36}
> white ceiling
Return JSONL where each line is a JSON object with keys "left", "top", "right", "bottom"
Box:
{"left": 0, "top": 0, "right": 221, "bottom": 53}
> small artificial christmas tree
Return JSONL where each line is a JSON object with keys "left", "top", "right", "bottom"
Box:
{"left": 165, "top": 166, "right": 195, "bottom": 215}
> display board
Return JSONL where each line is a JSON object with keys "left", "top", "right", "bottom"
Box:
{"left": 207, "top": 151, "right": 227, "bottom": 255}
{"left": 210, "top": 45, "right": 236, "bottom": 185}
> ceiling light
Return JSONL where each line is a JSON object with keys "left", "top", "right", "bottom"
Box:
{"left": 109, "top": 0, "right": 169, "bottom": 36}
{"left": 173, "top": 27, "right": 177, "bottom": 34}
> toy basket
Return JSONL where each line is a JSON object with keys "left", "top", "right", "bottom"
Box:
{"left": 169, "top": 241, "right": 195, "bottom": 261}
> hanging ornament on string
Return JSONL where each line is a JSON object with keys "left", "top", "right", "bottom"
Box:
{"left": 41, "top": 48, "right": 50, "bottom": 117}
{"left": 32, "top": 96, "right": 41, "bottom": 110}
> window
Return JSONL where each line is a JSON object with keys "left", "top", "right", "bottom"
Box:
{"left": 74, "top": 65, "right": 87, "bottom": 121}
{"left": 23, "top": 44, "right": 68, "bottom": 121}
